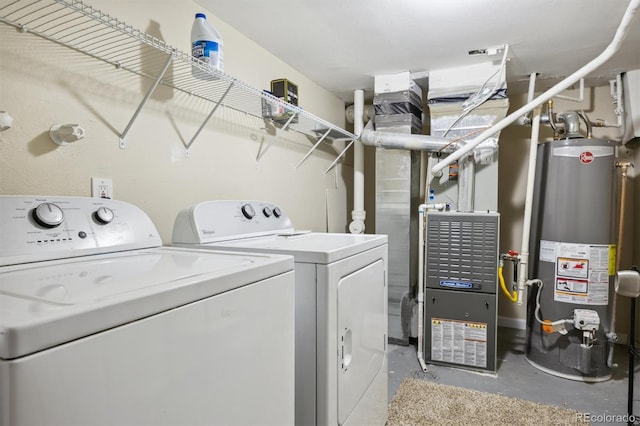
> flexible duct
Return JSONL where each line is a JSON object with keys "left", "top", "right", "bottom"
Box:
{"left": 431, "top": 0, "right": 640, "bottom": 176}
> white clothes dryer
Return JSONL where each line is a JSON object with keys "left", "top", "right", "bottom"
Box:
{"left": 0, "top": 196, "right": 295, "bottom": 426}
{"left": 172, "top": 200, "right": 388, "bottom": 426}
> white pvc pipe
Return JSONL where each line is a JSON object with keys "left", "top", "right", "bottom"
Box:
{"left": 517, "top": 73, "right": 542, "bottom": 305}
{"left": 431, "top": 0, "right": 640, "bottom": 177}
{"left": 598, "top": 74, "right": 625, "bottom": 128}
{"left": 361, "top": 120, "right": 456, "bottom": 151}
{"left": 416, "top": 204, "right": 429, "bottom": 372}
{"left": 554, "top": 78, "right": 584, "bottom": 103}
{"left": 416, "top": 201, "right": 449, "bottom": 372}
{"left": 350, "top": 89, "right": 366, "bottom": 234}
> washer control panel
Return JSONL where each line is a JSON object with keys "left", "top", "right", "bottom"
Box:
{"left": 172, "top": 200, "right": 294, "bottom": 244}
{"left": 0, "top": 196, "right": 162, "bottom": 266}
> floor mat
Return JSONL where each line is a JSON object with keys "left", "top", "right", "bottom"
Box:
{"left": 387, "top": 377, "right": 590, "bottom": 425}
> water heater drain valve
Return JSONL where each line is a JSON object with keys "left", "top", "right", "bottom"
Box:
{"left": 573, "top": 309, "right": 600, "bottom": 347}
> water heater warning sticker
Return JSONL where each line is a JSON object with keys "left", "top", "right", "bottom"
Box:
{"left": 542, "top": 240, "right": 611, "bottom": 305}
{"left": 556, "top": 257, "right": 589, "bottom": 279}
{"left": 431, "top": 318, "right": 487, "bottom": 368}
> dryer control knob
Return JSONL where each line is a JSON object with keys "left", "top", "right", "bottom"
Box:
{"left": 273, "top": 207, "right": 282, "bottom": 218}
{"left": 33, "top": 203, "right": 64, "bottom": 228}
{"left": 241, "top": 204, "right": 255, "bottom": 220}
{"left": 262, "top": 207, "right": 272, "bottom": 217}
{"left": 94, "top": 207, "right": 115, "bottom": 224}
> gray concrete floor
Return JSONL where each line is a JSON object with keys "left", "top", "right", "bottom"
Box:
{"left": 388, "top": 327, "right": 639, "bottom": 425}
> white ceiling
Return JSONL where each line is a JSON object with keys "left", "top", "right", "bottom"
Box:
{"left": 199, "top": 0, "right": 640, "bottom": 103}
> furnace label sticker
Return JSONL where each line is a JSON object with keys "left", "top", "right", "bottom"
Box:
{"left": 431, "top": 318, "right": 487, "bottom": 368}
{"left": 543, "top": 241, "right": 610, "bottom": 305}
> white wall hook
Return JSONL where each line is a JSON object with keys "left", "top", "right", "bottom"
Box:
{"left": 50, "top": 124, "right": 85, "bottom": 145}
{"left": 0, "top": 111, "right": 14, "bottom": 131}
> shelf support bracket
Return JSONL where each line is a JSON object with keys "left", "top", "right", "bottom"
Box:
{"left": 185, "top": 81, "right": 235, "bottom": 155}
{"left": 295, "top": 128, "right": 331, "bottom": 170}
{"left": 323, "top": 138, "right": 356, "bottom": 174}
{"left": 119, "top": 51, "right": 174, "bottom": 149}
{"left": 256, "top": 112, "right": 298, "bottom": 162}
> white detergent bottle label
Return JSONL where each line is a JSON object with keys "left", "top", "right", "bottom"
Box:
{"left": 191, "top": 13, "right": 224, "bottom": 79}
{"left": 192, "top": 40, "right": 220, "bottom": 70}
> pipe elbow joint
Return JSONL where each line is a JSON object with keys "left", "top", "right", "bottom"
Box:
{"left": 349, "top": 220, "right": 365, "bottom": 234}
{"left": 359, "top": 129, "right": 378, "bottom": 146}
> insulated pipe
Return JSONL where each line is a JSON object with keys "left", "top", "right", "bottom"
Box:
{"left": 350, "top": 89, "right": 366, "bottom": 234}
{"left": 517, "top": 73, "right": 543, "bottom": 305}
{"left": 431, "top": 0, "right": 640, "bottom": 177}
{"left": 360, "top": 120, "right": 457, "bottom": 152}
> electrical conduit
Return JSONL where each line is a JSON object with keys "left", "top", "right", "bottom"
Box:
{"left": 431, "top": 0, "right": 640, "bottom": 177}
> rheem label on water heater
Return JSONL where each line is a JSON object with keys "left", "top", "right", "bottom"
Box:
{"left": 539, "top": 240, "right": 614, "bottom": 305}
{"left": 431, "top": 318, "right": 487, "bottom": 368}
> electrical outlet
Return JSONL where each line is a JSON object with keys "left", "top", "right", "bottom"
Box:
{"left": 92, "top": 177, "right": 113, "bottom": 199}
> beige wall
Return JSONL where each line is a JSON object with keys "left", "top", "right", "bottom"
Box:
{"left": 0, "top": 0, "right": 352, "bottom": 243}
{"left": 498, "top": 86, "right": 638, "bottom": 334}
{"left": 2, "top": 2, "right": 638, "bottom": 336}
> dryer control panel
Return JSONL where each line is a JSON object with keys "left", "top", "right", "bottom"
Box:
{"left": 172, "top": 200, "right": 294, "bottom": 244}
{"left": 0, "top": 196, "right": 162, "bottom": 266}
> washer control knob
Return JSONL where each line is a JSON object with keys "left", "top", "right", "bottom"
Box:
{"left": 94, "top": 207, "right": 115, "bottom": 224}
{"left": 33, "top": 203, "right": 64, "bottom": 228}
{"left": 263, "top": 207, "right": 272, "bottom": 217}
{"left": 241, "top": 204, "right": 255, "bottom": 220}
{"left": 273, "top": 207, "right": 282, "bottom": 218}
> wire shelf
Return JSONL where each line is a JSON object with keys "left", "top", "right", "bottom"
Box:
{"left": 0, "top": 0, "right": 356, "bottom": 155}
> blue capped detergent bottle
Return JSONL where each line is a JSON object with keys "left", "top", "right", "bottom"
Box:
{"left": 191, "top": 13, "right": 224, "bottom": 79}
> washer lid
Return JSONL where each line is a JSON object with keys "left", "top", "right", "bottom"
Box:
{"left": 0, "top": 247, "right": 293, "bottom": 359}
{"left": 182, "top": 232, "right": 388, "bottom": 264}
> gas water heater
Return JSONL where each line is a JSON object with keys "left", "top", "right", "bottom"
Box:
{"left": 527, "top": 135, "right": 617, "bottom": 381}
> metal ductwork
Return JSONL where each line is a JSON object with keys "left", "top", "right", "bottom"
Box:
{"left": 372, "top": 74, "right": 423, "bottom": 344}
{"left": 426, "top": 60, "right": 510, "bottom": 213}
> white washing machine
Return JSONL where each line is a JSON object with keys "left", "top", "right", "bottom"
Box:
{"left": 0, "top": 196, "right": 295, "bottom": 426}
{"left": 172, "top": 200, "right": 388, "bottom": 426}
